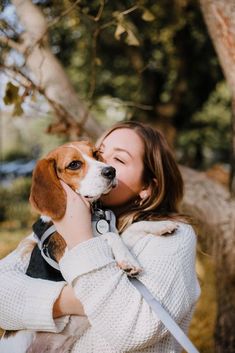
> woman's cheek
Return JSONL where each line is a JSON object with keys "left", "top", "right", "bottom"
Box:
{"left": 101, "top": 179, "right": 136, "bottom": 206}
{"left": 116, "top": 178, "right": 137, "bottom": 199}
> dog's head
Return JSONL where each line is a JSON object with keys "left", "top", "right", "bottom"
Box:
{"left": 29, "top": 141, "right": 117, "bottom": 220}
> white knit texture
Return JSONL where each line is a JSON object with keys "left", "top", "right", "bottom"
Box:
{"left": 0, "top": 222, "right": 200, "bottom": 353}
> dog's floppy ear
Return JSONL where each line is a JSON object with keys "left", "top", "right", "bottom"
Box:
{"left": 29, "top": 158, "right": 66, "bottom": 220}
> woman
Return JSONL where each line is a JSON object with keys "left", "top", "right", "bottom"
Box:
{"left": 0, "top": 121, "right": 200, "bottom": 352}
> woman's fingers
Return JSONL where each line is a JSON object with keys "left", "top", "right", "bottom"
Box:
{"left": 60, "top": 180, "right": 76, "bottom": 195}
{"left": 59, "top": 180, "right": 91, "bottom": 209}
{"left": 53, "top": 180, "right": 93, "bottom": 249}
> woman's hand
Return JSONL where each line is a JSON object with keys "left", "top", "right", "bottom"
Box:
{"left": 53, "top": 285, "right": 86, "bottom": 318}
{"left": 53, "top": 181, "right": 93, "bottom": 250}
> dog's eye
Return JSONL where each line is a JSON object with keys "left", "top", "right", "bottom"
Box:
{"left": 67, "top": 160, "right": 82, "bottom": 170}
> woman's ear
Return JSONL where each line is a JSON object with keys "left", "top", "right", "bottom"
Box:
{"left": 139, "top": 188, "right": 151, "bottom": 201}
{"left": 29, "top": 158, "right": 66, "bottom": 220}
{"left": 139, "top": 178, "right": 158, "bottom": 201}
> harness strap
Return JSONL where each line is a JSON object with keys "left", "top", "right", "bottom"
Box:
{"left": 34, "top": 224, "right": 60, "bottom": 271}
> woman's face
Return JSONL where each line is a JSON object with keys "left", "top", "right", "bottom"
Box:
{"left": 99, "top": 128, "right": 146, "bottom": 207}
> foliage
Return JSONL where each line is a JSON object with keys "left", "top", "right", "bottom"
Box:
{"left": 3, "top": 82, "right": 24, "bottom": 116}
{"left": 178, "top": 81, "right": 231, "bottom": 168}
{"left": 0, "top": 0, "right": 230, "bottom": 168}
{"left": 3, "top": 149, "right": 31, "bottom": 161}
{"left": 0, "top": 113, "right": 66, "bottom": 161}
{"left": 0, "top": 177, "right": 34, "bottom": 226}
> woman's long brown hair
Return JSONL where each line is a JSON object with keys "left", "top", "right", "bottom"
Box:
{"left": 97, "top": 121, "right": 187, "bottom": 233}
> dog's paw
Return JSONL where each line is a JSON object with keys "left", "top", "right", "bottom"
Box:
{"left": 156, "top": 221, "right": 178, "bottom": 236}
{"left": 117, "top": 260, "right": 142, "bottom": 277}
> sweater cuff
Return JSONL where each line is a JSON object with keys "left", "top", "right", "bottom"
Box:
{"left": 23, "top": 279, "right": 69, "bottom": 332}
{"left": 59, "top": 236, "right": 115, "bottom": 285}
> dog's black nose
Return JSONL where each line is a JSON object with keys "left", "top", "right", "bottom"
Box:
{"left": 101, "top": 166, "right": 116, "bottom": 180}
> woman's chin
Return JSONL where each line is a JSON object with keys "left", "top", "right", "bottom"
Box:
{"left": 100, "top": 192, "right": 114, "bottom": 206}
{"left": 100, "top": 189, "right": 124, "bottom": 207}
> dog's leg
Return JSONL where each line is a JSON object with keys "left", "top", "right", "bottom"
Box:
{"left": 152, "top": 220, "right": 179, "bottom": 235}
{"left": 26, "top": 332, "right": 77, "bottom": 353}
{"left": 102, "top": 221, "right": 178, "bottom": 276}
{"left": 121, "top": 220, "right": 179, "bottom": 249}
{"left": 0, "top": 330, "right": 35, "bottom": 353}
{"left": 102, "top": 232, "right": 142, "bottom": 277}
{"left": 26, "top": 316, "right": 90, "bottom": 353}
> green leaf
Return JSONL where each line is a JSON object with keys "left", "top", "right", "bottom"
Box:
{"left": 13, "top": 101, "right": 24, "bottom": 117}
{"left": 115, "top": 24, "right": 126, "bottom": 40}
{"left": 142, "top": 9, "right": 155, "bottom": 22}
{"left": 95, "top": 57, "right": 102, "bottom": 66}
{"left": 3, "top": 82, "right": 19, "bottom": 105}
{"left": 126, "top": 30, "right": 140, "bottom": 46}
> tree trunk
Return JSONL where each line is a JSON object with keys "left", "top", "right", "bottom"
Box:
{"left": 181, "top": 166, "right": 235, "bottom": 352}
{"left": 199, "top": 0, "right": 235, "bottom": 196}
{"left": 9, "top": 0, "right": 103, "bottom": 140}
{"left": 231, "top": 98, "right": 235, "bottom": 195}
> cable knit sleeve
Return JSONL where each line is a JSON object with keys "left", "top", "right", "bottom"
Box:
{"left": 0, "top": 235, "right": 69, "bottom": 333}
{"left": 59, "top": 224, "right": 200, "bottom": 352}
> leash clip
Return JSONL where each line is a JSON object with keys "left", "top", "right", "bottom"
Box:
{"left": 91, "top": 204, "right": 117, "bottom": 236}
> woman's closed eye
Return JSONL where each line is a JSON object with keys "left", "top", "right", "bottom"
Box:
{"left": 98, "top": 149, "right": 125, "bottom": 164}
{"left": 114, "top": 157, "right": 125, "bottom": 164}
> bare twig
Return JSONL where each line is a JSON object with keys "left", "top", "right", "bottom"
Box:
{"left": 86, "top": 1, "right": 105, "bottom": 100}
{"left": 121, "top": 101, "right": 153, "bottom": 110}
{"left": 0, "top": 35, "right": 23, "bottom": 52}
{"left": 0, "top": 63, "right": 88, "bottom": 135}
{"left": 94, "top": 0, "right": 105, "bottom": 22}
{"left": 0, "top": 19, "right": 19, "bottom": 36}
{"left": 119, "top": 5, "right": 139, "bottom": 16}
{"left": 87, "top": 27, "right": 100, "bottom": 100}
{"left": 47, "top": 0, "right": 81, "bottom": 29}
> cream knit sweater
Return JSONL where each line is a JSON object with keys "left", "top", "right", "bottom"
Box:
{"left": 0, "top": 221, "right": 200, "bottom": 353}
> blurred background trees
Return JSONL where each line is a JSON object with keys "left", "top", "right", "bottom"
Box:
{"left": 1, "top": 1, "right": 235, "bottom": 352}
{"left": 1, "top": 0, "right": 231, "bottom": 168}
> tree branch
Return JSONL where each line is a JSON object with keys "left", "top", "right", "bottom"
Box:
{"left": 0, "top": 35, "right": 23, "bottom": 52}
{"left": 11, "top": 0, "right": 48, "bottom": 41}
{"left": 47, "top": 0, "right": 81, "bottom": 29}
{"left": 1, "top": 63, "right": 89, "bottom": 136}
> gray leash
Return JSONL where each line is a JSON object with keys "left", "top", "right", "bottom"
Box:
{"left": 98, "top": 210, "right": 200, "bottom": 353}
{"left": 129, "top": 277, "right": 200, "bottom": 353}
{"left": 91, "top": 210, "right": 200, "bottom": 353}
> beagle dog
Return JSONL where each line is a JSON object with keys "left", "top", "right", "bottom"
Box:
{"left": 0, "top": 140, "right": 177, "bottom": 353}
{"left": 0, "top": 140, "right": 141, "bottom": 353}
{"left": 27, "top": 140, "right": 142, "bottom": 276}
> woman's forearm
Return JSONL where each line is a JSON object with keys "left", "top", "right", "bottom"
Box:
{"left": 53, "top": 284, "right": 86, "bottom": 318}
{"left": 0, "top": 245, "right": 68, "bottom": 331}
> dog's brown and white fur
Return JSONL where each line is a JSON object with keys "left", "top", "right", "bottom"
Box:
{"left": 0, "top": 141, "right": 177, "bottom": 353}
